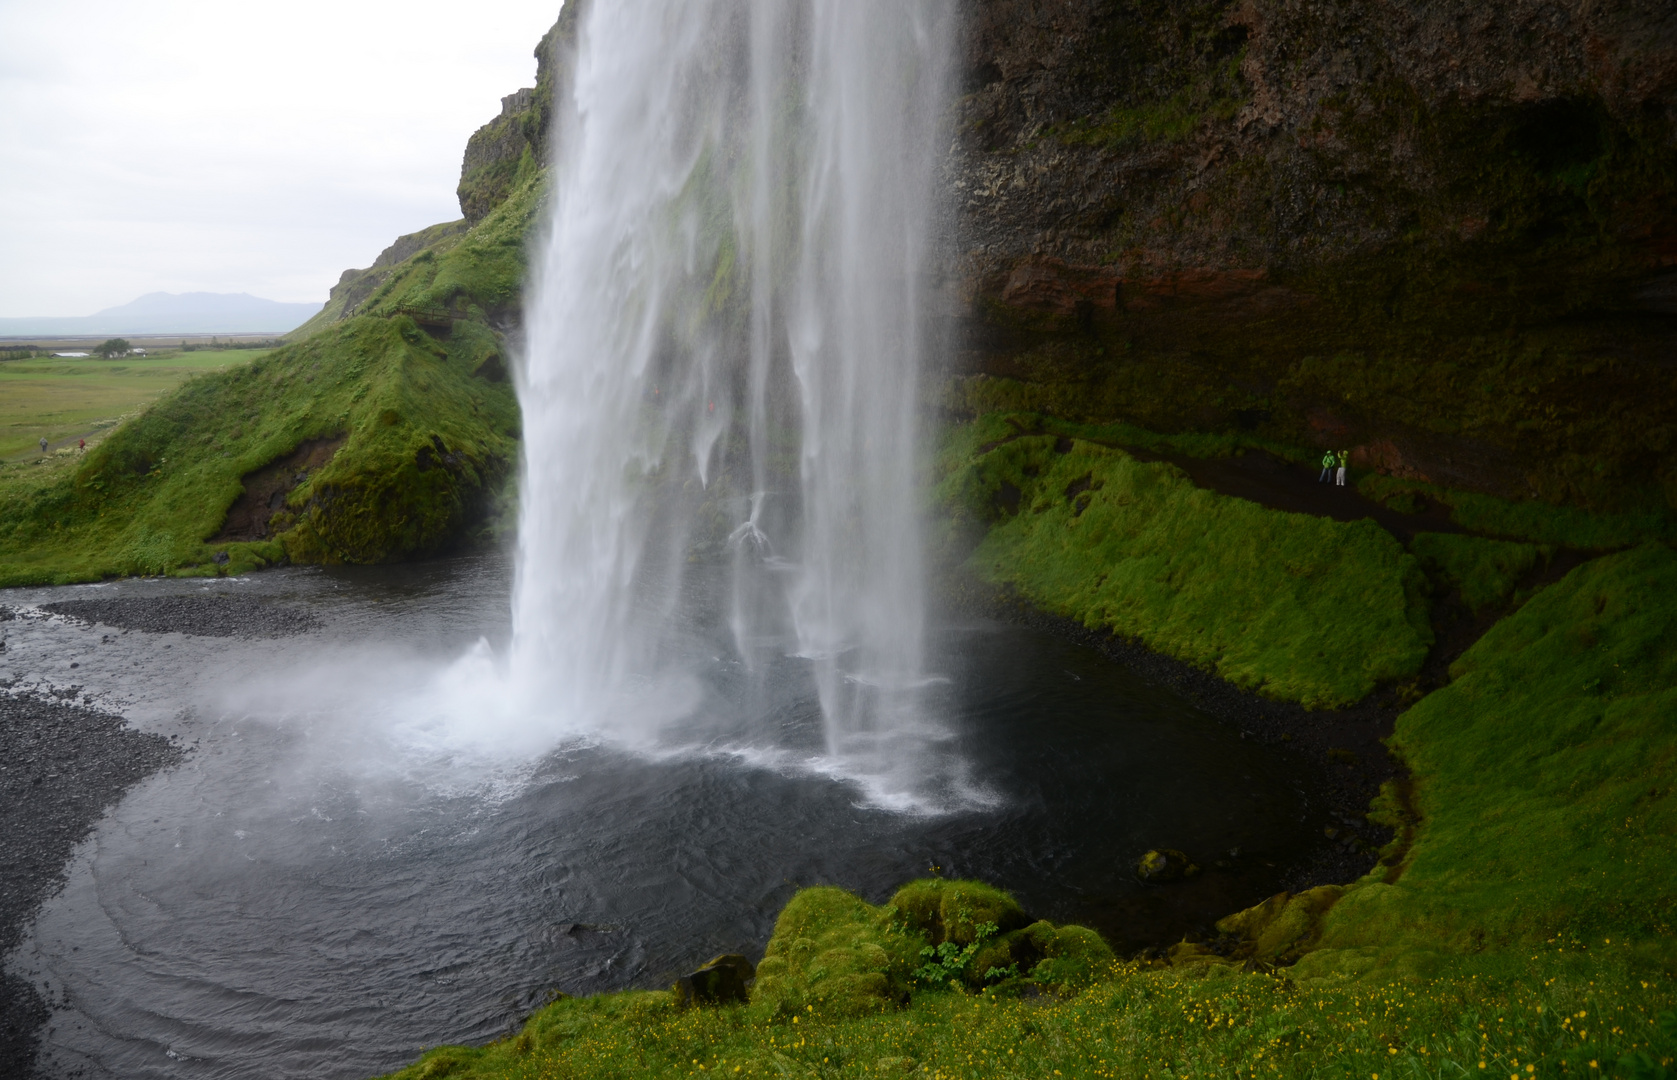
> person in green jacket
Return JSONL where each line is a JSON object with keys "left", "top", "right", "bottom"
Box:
{"left": 1335, "top": 449, "right": 1349, "bottom": 487}
{"left": 1319, "top": 450, "right": 1336, "bottom": 483}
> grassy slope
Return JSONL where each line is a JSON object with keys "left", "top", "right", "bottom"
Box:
{"left": 1410, "top": 532, "right": 1544, "bottom": 616}
{"left": 345, "top": 169, "right": 545, "bottom": 326}
{"left": 375, "top": 546, "right": 1677, "bottom": 1080}
{"left": 0, "top": 316, "right": 517, "bottom": 584}
{"left": 0, "top": 348, "right": 269, "bottom": 459}
{"left": 0, "top": 175, "right": 544, "bottom": 585}
{"left": 1360, "top": 475, "right": 1677, "bottom": 551}
{"left": 1304, "top": 542, "right": 1677, "bottom": 969}
{"left": 935, "top": 413, "right": 1432, "bottom": 708}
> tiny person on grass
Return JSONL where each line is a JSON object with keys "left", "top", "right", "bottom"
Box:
{"left": 39, "top": 437, "right": 48, "bottom": 455}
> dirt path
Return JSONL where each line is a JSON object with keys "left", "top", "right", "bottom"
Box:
{"left": 5, "top": 431, "right": 102, "bottom": 466}
{"left": 1162, "top": 450, "right": 1463, "bottom": 542}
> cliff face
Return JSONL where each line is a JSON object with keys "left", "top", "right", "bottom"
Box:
{"left": 946, "top": 0, "right": 1677, "bottom": 511}
{"left": 456, "top": 8, "right": 578, "bottom": 224}
{"left": 449, "top": 1, "right": 1677, "bottom": 514}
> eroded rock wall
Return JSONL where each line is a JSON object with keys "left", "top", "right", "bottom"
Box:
{"left": 945, "top": 0, "right": 1677, "bottom": 511}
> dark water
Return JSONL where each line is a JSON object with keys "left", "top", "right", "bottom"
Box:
{"left": 3, "top": 555, "right": 1310, "bottom": 1080}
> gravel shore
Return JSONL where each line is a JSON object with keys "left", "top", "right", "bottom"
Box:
{"left": 39, "top": 594, "right": 320, "bottom": 639}
{"left": 0, "top": 684, "right": 186, "bottom": 1078}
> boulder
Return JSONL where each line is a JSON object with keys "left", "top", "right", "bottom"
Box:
{"left": 672, "top": 954, "right": 755, "bottom": 1008}
{"left": 1135, "top": 848, "right": 1200, "bottom": 883}
{"left": 887, "top": 878, "right": 1030, "bottom": 945}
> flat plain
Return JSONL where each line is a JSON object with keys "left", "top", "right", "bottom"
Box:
{"left": 0, "top": 349, "right": 270, "bottom": 460}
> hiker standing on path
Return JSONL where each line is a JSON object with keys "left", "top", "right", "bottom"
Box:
{"left": 1335, "top": 450, "right": 1349, "bottom": 487}
{"left": 1319, "top": 450, "right": 1337, "bottom": 482}
{"left": 39, "top": 437, "right": 48, "bottom": 456}
{"left": 78, "top": 438, "right": 86, "bottom": 452}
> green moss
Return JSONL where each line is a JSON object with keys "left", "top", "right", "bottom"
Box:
{"left": 1409, "top": 532, "right": 1544, "bottom": 615}
{"left": 1050, "top": 54, "right": 1246, "bottom": 148}
{"left": 751, "top": 887, "right": 923, "bottom": 1017}
{"left": 1364, "top": 474, "right": 1677, "bottom": 549}
{"left": 349, "top": 171, "right": 548, "bottom": 322}
{"left": 1306, "top": 543, "right": 1677, "bottom": 963}
{"left": 938, "top": 422, "right": 1432, "bottom": 708}
{"left": 887, "top": 879, "right": 1029, "bottom": 947}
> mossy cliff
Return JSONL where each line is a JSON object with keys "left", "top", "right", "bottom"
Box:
{"left": 374, "top": 545, "right": 1677, "bottom": 1076}
{"left": 457, "top": 7, "right": 578, "bottom": 226}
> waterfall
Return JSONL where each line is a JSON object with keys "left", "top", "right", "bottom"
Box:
{"left": 508, "top": 0, "right": 957, "bottom": 801}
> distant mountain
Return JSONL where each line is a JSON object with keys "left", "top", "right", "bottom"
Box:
{"left": 0, "top": 292, "right": 322, "bottom": 336}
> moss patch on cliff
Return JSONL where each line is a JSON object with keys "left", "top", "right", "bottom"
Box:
{"left": 0, "top": 314, "right": 518, "bottom": 585}
{"left": 354, "top": 171, "right": 548, "bottom": 325}
{"left": 1050, "top": 52, "right": 1246, "bottom": 149}
{"left": 935, "top": 413, "right": 1431, "bottom": 708}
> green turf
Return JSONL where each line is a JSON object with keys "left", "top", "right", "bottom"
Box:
{"left": 1409, "top": 532, "right": 1546, "bottom": 615}
{"left": 0, "top": 349, "right": 269, "bottom": 460}
{"left": 935, "top": 413, "right": 1432, "bottom": 708}
{"left": 1302, "top": 542, "right": 1677, "bottom": 968}
{"left": 376, "top": 964, "right": 1673, "bottom": 1080}
{"left": 1362, "top": 474, "right": 1677, "bottom": 550}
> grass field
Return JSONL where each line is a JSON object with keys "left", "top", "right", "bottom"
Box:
{"left": 933, "top": 413, "right": 1433, "bottom": 709}
{"left": 0, "top": 349, "right": 270, "bottom": 461}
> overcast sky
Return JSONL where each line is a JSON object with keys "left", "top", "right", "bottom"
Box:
{"left": 0, "top": 0, "right": 562, "bottom": 317}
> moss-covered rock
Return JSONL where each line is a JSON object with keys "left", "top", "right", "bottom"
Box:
{"left": 968, "top": 919, "right": 1117, "bottom": 991}
{"left": 751, "top": 887, "right": 921, "bottom": 1017}
{"left": 455, "top": 5, "right": 577, "bottom": 224}
{"left": 887, "top": 878, "right": 1030, "bottom": 947}
{"left": 1135, "top": 849, "right": 1200, "bottom": 883}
